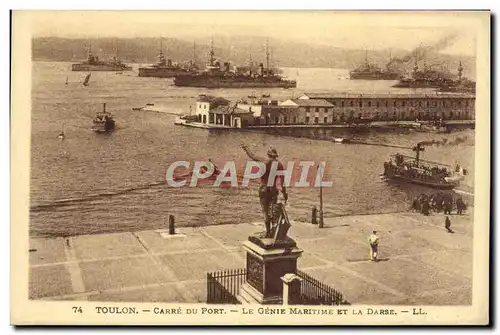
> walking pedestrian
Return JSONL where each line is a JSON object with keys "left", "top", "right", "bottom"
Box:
{"left": 445, "top": 216, "right": 454, "bottom": 233}
{"left": 369, "top": 231, "right": 379, "bottom": 262}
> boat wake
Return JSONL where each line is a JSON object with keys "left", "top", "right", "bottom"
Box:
{"left": 30, "top": 180, "right": 167, "bottom": 212}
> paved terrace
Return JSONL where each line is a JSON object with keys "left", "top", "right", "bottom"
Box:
{"left": 29, "top": 211, "right": 473, "bottom": 305}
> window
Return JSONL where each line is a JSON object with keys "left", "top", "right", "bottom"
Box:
{"left": 359, "top": 101, "right": 363, "bottom": 107}
{"left": 393, "top": 101, "right": 397, "bottom": 107}
{"left": 284, "top": 116, "right": 288, "bottom": 124}
{"left": 340, "top": 113, "right": 345, "bottom": 121}
{"left": 293, "top": 116, "right": 297, "bottom": 123}
{"left": 376, "top": 101, "right": 380, "bottom": 108}
{"left": 426, "top": 101, "right": 429, "bottom": 107}
{"left": 402, "top": 101, "right": 406, "bottom": 107}
{"left": 419, "top": 101, "right": 422, "bottom": 107}
{"left": 385, "top": 101, "right": 389, "bottom": 107}
{"left": 350, "top": 101, "right": 354, "bottom": 107}
{"left": 275, "top": 117, "right": 279, "bottom": 124}
{"left": 323, "top": 117, "right": 328, "bottom": 123}
{"left": 305, "top": 116, "right": 310, "bottom": 123}
{"left": 368, "top": 101, "right": 372, "bottom": 107}
{"left": 341, "top": 101, "right": 345, "bottom": 107}
{"left": 358, "top": 113, "right": 362, "bottom": 119}
{"left": 332, "top": 101, "right": 337, "bottom": 107}
{"left": 314, "top": 117, "right": 319, "bottom": 124}
{"left": 332, "top": 115, "right": 337, "bottom": 122}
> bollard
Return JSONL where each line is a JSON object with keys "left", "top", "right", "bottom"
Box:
{"left": 311, "top": 206, "right": 318, "bottom": 225}
{"left": 168, "top": 215, "right": 175, "bottom": 235}
{"left": 281, "top": 274, "right": 302, "bottom": 305}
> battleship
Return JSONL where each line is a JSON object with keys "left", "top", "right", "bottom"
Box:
{"left": 349, "top": 51, "right": 402, "bottom": 80}
{"left": 392, "top": 59, "right": 457, "bottom": 89}
{"left": 138, "top": 39, "right": 199, "bottom": 78}
{"left": 72, "top": 45, "right": 132, "bottom": 72}
{"left": 437, "top": 61, "right": 476, "bottom": 94}
{"left": 173, "top": 39, "right": 296, "bottom": 89}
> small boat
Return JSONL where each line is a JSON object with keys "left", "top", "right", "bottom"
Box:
{"left": 381, "top": 143, "right": 466, "bottom": 190}
{"left": 58, "top": 124, "right": 66, "bottom": 139}
{"left": 333, "top": 138, "right": 349, "bottom": 144}
{"left": 83, "top": 73, "right": 91, "bottom": 87}
{"left": 91, "top": 103, "right": 115, "bottom": 133}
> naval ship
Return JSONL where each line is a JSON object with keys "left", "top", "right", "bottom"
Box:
{"left": 349, "top": 51, "right": 402, "bottom": 80}
{"left": 392, "top": 59, "right": 457, "bottom": 89}
{"left": 71, "top": 45, "right": 132, "bottom": 72}
{"left": 437, "top": 61, "right": 476, "bottom": 94}
{"left": 138, "top": 39, "right": 199, "bottom": 78}
{"left": 173, "top": 39, "right": 296, "bottom": 89}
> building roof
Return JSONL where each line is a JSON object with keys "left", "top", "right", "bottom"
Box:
{"left": 196, "top": 95, "right": 230, "bottom": 104}
{"left": 298, "top": 92, "right": 476, "bottom": 99}
{"left": 210, "top": 105, "right": 254, "bottom": 115}
{"left": 282, "top": 99, "right": 334, "bottom": 107}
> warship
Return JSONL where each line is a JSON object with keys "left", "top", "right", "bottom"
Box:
{"left": 349, "top": 51, "right": 402, "bottom": 80}
{"left": 173, "top": 39, "right": 296, "bottom": 89}
{"left": 72, "top": 44, "right": 132, "bottom": 72}
{"left": 138, "top": 39, "right": 199, "bottom": 78}
{"left": 437, "top": 61, "right": 476, "bottom": 94}
{"left": 392, "top": 59, "right": 456, "bottom": 89}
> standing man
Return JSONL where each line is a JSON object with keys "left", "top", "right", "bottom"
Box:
{"left": 241, "top": 144, "right": 288, "bottom": 238}
{"left": 369, "top": 230, "right": 379, "bottom": 262}
{"left": 445, "top": 216, "right": 453, "bottom": 233}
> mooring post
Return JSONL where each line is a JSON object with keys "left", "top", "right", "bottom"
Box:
{"left": 168, "top": 215, "right": 175, "bottom": 235}
{"left": 311, "top": 206, "right": 318, "bottom": 225}
{"left": 319, "top": 182, "right": 324, "bottom": 228}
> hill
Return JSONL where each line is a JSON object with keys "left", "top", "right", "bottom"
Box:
{"left": 32, "top": 36, "right": 476, "bottom": 78}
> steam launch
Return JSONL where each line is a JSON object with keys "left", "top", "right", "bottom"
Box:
{"left": 173, "top": 39, "right": 296, "bottom": 88}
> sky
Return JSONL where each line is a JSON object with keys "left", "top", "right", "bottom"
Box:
{"left": 18, "top": 10, "right": 484, "bottom": 56}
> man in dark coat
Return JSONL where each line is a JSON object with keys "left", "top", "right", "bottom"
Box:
{"left": 445, "top": 216, "right": 453, "bottom": 233}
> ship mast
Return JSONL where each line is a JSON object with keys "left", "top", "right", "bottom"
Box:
{"left": 193, "top": 41, "right": 197, "bottom": 65}
{"left": 458, "top": 59, "right": 463, "bottom": 82}
{"left": 209, "top": 37, "right": 215, "bottom": 67}
{"left": 265, "top": 38, "right": 270, "bottom": 70}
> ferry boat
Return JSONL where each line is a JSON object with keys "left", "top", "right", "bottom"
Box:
{"left": 92, "top": 103, "right": 115, "bottom": 133}
{"left": 382, "top": 143, "right": 467, "bottom": 190}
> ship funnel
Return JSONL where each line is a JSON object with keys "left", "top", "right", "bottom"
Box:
{"left": 167, "top": 59, "right": 173, "bottom": 67}
{"left": 223, "top": 62, "right": 230, "bottom": 72}
{"left": 103, "top": 103, "right": 106, "bottom": 113}
{"left": 259, "top": 63, "right": 264, "bottom": 76}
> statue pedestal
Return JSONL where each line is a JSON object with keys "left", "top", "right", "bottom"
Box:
{"left": 238, "top": 235, "right": 303, "bottom": 304}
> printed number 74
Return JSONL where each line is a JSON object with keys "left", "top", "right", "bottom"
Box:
{"left": 72, "top": 306, "right": 83, "bottom": 313}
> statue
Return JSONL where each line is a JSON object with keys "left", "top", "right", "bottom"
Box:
{"left": 241, "top": 143, "right": 289, "bottom": 239}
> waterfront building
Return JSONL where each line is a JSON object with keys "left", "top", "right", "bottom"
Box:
{"left": 296, "top": 93, "right": 475, "bottom": 123}
{"left": 195, "top": 95, "right": 253, "bottom": 127}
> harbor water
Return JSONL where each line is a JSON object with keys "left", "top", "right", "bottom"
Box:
{"left": 30, "top": 62, "right": 475, "bottom": 237}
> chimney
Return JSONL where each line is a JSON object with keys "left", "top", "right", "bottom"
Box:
{"left": 167, "top": 59, "right": 173, "bottom": 67}
{"left": 103, "top": 103, "right": 106, "bottom": 113}
{"left": 259, "top": 63, "right": 264, "bottom": 76}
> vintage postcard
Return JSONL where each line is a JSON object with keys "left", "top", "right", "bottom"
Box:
{"left": 11, "top": 10, "right": 490, "bottom": 325}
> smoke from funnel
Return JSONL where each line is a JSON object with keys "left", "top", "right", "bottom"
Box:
{"left": 417, "top": 136, "right": 469, "bottom": 148}
{"left": 387, "top": 33, "right": 459, "bottom": 67}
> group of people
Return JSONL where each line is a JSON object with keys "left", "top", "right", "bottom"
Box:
{"left": 410, "top": 192, "right": 467, "bottom": 216}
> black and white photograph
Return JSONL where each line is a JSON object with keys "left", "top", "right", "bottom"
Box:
{"left": 10, "top": 10, "right": 490, "bottom": 326}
